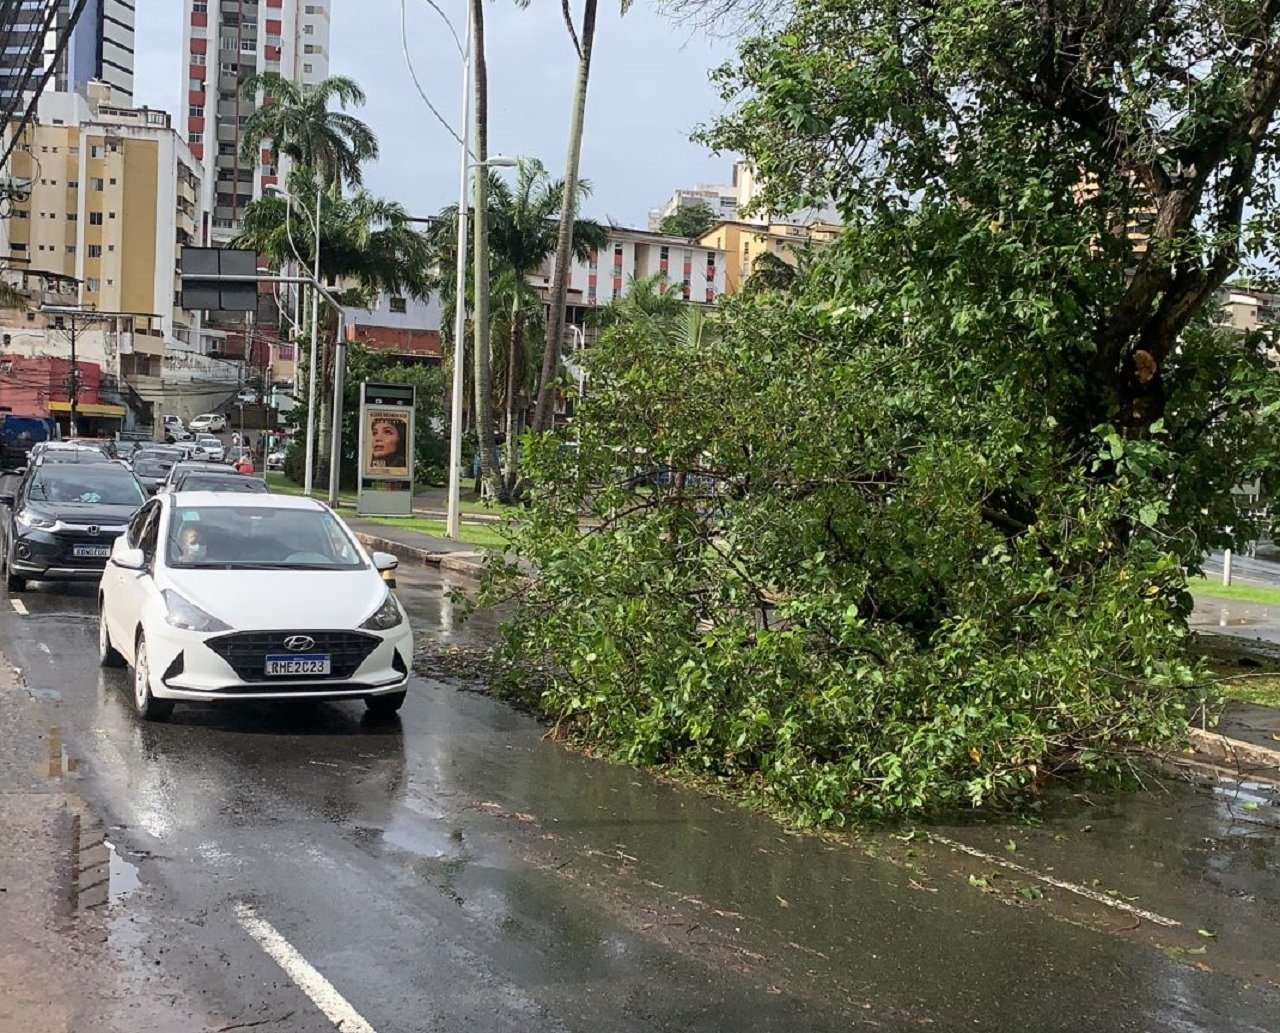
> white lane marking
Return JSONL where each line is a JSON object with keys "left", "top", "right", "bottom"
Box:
{"left": 10, "top": 599, "right": 27, "bottom": 615}
{"left": 233, "top": 901, "right": 378, "bottom": 1033}
{"left": 932, "top": 835, "right": 1181, "bottom": 927}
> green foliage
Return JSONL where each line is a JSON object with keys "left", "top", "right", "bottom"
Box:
{"left": 284, "top": 342, "right": 446, "bottom": 488}
{"left": 658, "top": 202, "right": 718, "bottom": 239}
{"left": 474, "top": 1, "right": 1280, "bottom": 821}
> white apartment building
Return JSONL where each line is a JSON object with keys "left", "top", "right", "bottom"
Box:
{"left": 182, "top": 0, "right": 332, "bottom": 242}
{"left": 647, "top": 184, "right": 738, "bottom": 232}
{"left": 535, "top": 226, "right": 728, "bottom": 312}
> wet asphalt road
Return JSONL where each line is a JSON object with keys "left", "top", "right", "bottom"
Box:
{"left": 2, "top": 533, "right": 1280, "bottom": 1029}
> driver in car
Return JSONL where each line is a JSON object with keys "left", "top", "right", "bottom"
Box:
{"left": 175, "top": 524, "right": 207, "bottom": 563}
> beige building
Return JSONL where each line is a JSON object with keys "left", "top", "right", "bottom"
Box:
{"left": 698, "top": 219, "right": 842, "bottom": 294}
{"left": 1, "top": 85, "right": 202, "bottom": 376}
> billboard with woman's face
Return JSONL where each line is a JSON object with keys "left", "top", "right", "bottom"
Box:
{"left": 361, "top": 408, "right": 411, "bottom": 479}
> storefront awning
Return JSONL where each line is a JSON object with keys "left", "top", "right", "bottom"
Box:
{"left": 47, "top": 401, "right": 127, "bottom": 418}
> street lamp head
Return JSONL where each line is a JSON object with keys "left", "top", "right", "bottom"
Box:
{"left": 264, "top": 183, "right": 297, "bottom": 203}
{"left": 485, "top": 155, "right": 519, "bottom": 168}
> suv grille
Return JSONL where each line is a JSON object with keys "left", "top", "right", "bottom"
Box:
{"left": 205, "top": 630, "right": 381, "bottom": 682}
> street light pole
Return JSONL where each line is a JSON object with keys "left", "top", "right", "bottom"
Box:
{"left": 446, "top": 13, "right": 475, "bottom": 542}
{"left": 267, "top": 182, "right": 322, "bottom": 498}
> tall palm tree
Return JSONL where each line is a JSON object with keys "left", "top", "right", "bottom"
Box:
{"left": 531, "top": 0, "right": 633, "bottom": 434}
{"left": 239, "top": 73, "right": 378, "bottom": 192}
{"left": 233, "top": 176, "right": 430, "bottom": 300}
{"left": 428, "top": 161, "right": 605, "bottom": 498}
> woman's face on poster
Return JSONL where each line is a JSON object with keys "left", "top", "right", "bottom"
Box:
{"left": 371, "top": 419, "right": 401, "bottom": 459}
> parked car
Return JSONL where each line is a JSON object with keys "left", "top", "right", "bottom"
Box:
{"left": 266, "top": 450, "right": 286, "bottom": 472}
{"left": 0, "top": 461, "right": 147, "bottom": 592}
{"left": 188, "top": 413, "right": 227, "bottom": 434}
{"left": 235, "top": 388, "right": 260, "bottom": 405}
{"left": 97, "top": 492, "right": 408, "bottom": 720}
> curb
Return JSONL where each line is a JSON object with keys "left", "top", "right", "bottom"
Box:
{"left": 352, "top": 531, "right": 487, "bottom": 580}
{"left": 1188, "top": 726, "right": 1280, "bottom": 770}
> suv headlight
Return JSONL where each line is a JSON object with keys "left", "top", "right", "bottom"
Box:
{"left": 162, "top": 589, "right": 232, "bottom": 632}
{"left": 360, "top": 591, "right": 404, "bottom": 631}
{"left": 14, "top": 509, "right": 54, "bottom": 530}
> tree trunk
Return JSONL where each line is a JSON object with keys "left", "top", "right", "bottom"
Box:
{"left": 502, "top": 304, "right": 522, "bottom": 498}
{"left": 471, "top": 0, "right": 502, "bottom": 499}
{"left": 532, "top": 0, "right": 598, "bottom": 434}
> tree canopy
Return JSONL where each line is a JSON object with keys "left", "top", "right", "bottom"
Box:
{"left": 658, "top": 201, "right": 718, "bottom": 239}
{"left": 481, "top": 1, "right": 1280, "bottom": 821}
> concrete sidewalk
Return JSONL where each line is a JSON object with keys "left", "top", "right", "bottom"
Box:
{"left": 343, "top": 515, "right": 491, "bottom": 579}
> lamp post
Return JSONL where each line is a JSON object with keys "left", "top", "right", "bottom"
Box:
{"left": 445, "top": 146, "right": 518, "bottom": 539}
{"left": 570, "top": 323, "right": 585, "bottom": 451}
{"left": 265, "top": 182, "right": 322, "bottom": 497}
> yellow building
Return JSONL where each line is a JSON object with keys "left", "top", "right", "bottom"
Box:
{"left": 1, "top": 84, "right": 202, "bottom": 377}
{"left": 697, "top": 220, "right": 842, "bottom": 294}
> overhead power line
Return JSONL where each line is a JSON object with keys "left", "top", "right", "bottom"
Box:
{"left": 0, "top": 0, "right": 90, "bottom": 174}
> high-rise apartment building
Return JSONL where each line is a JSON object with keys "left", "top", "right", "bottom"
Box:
{"left": 0, "top": 1, "right": 134, "bottom": 112}
{"left": 181, "top": 0, "right": 332, "bottom": 242}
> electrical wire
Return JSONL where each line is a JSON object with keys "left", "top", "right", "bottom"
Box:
{"left": 400, "top": 0, "right": 468, "bottom": 152}
{"left": 0, "top": 0, "right": 91, "bottom": 174}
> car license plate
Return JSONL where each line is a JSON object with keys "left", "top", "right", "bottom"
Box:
{"left": 264, "top": 654, "right": 331, "bottom": 676}
{"left": 73, "top": 545, "right": 111, "bottom": 558}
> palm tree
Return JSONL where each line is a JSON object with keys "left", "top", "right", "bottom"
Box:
{"left": 428, "top": 160, "right": 606, "bottom": 498}
{"left": 531, "top": 0, "right": 634, "bottom": 434}
{"left": 233, "top": 176, "right": 430, "bottom": 300}
{"left": 239, "top": 73, "right": 378, "bottom": 192}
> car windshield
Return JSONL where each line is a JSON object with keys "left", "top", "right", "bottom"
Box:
{"left": 198, "top": 437, "right": 220, "bottom": 447}
{"left": 134, "top": 460, "right": 169, "bottom": 477}
{"left": 166, "top": 505, "right": 364, "bottom": 570}
{"left": 28, "top": 467, "right": 145, "bottom": 505}
{"left": 178, "top": 475, "right": 267, "bottom": 493}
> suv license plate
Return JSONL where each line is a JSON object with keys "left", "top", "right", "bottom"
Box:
{"left": 73, "top": 545, "right": 111, "bottom": 558}
{"left": 264, "top": 655, "right": 331, "bottom": 676}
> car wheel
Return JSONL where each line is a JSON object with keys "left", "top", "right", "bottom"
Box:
{"left": 132, "top": 635, "right": 174, "bottom": 722}
{"left": 98, "top": 606, "right": 125, "bottom": 668}
{"left": 365, "top": 691, "right": 407, "bottom": 717}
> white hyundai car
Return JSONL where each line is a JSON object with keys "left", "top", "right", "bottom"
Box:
{"left": 97, "top": 492, "right": 411, "bottom": 721}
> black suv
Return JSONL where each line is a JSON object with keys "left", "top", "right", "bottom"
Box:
{"left": 0, "top": 461, "right": 147, "bottom": 591}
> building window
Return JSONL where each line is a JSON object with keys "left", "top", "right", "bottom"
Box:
{"left": 108, "top": 211, "right": 116, "bottom": 219}
{"left": 88, "top": 244, "right": 102, "bottom": 258}
{"left": 90, "top": 177, "right": 103, "bottom": 190}
{"left": 189, "top": 105, "right": 204, "bottom": 117}
{"left": 89, "top": 211, "right": 103, "bottom": 225}
{"left": 188, "top": 132, "right": 201, "bottom": 144}
{"left": 304, "top": 24, "right": 314, "bottom": 34}
{"left": 90, "top": 144, "right": 102, "bottom": 157}
{"left": 389, "top": 297, "right": 407, "bottom": 314}
{"left": 193, "top": 0, "right": 207, "bottom": 10}
{"left": 86, "top": 278, "right": 100, "bottom": 291}
{"left": 66, "top": 212, "right": 76, "bottom": 221}
{"left": 303, "top": 63, "right": 313, "bottom": 73}
{"left": 10, "top": 242, "right": 25, "bottom": 251}
{"left": 108, "top": 177, "right": 116, "bottom": 186}
{"left": 660, "top": 245, "right": 669, "bottom": 259}
{"left": 189, "top": 78, "right": 203, "bottom": 91}
{"left": 66, "top": 245, "right": 75, "bottom": 254}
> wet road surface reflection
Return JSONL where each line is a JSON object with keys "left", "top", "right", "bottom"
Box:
{"left": 1, "top": 565, "right": 1279, "bottom": 1031}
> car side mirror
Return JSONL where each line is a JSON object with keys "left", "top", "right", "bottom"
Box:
{"left": 372, "top": 551, "right": 398, "bottom": 586}
{"left": 112, "top": 542, "right": 146, "bottom": 570}
{"left": 0, "top": 493, "right": 13, "bottom": 507}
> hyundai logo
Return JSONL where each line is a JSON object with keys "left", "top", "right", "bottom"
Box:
{"left": 86, "top": 526, "right": 100, "bottom": 537}
{"left": 284, "top": 635, "right": 315, "bottom": 652}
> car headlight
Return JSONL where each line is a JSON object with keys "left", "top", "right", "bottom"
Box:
{"left": 14, "top": 509, "right": 54, "bottom": 530}
{"left": 360, "top": 591, "right": 404, "bottom": 631}
{"left": 161, "top": 588, "right": 232, "bottom": 632}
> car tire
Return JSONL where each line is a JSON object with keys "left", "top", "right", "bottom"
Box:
{"left": 98, "top": 607, "right": 125, "bottom": 668}
{"left": 5, "top": 554, "right": 24, "bottom": 592}
{"left": 132, "top": 635, "right": 174, "bottom": 722}
{"left": 365, "top": 691, "right": 406, "bottom": 717}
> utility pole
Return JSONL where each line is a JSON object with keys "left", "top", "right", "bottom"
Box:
{"left": 67, "top": 317, "right": 79, "bottom": 436}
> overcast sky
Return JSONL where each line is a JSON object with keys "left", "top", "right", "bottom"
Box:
{"left": 131, "top": 1, "right": 741, "bottom": 227}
